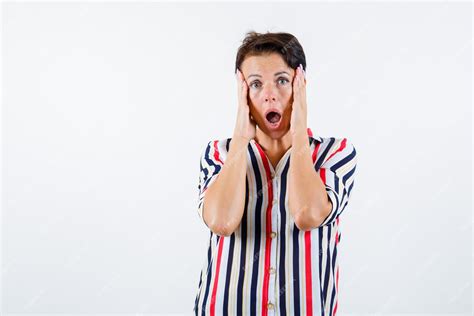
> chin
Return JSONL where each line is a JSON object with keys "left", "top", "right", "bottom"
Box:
{"left": 258, "top": 124, "right": 290, "bottom": 139}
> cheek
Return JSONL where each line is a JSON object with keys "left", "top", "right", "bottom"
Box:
{"left": 284, "top": 88, "right": 294, "bottom": 102}
{"left": 248, "top": 89, "right": 259, "bottom": 101}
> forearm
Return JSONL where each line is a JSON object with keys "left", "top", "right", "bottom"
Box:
{"left": 202, "top": 135, "right": 249, "bottom": 236}
{"left": 288, "top": 131, "right": 331, "bottom": 230}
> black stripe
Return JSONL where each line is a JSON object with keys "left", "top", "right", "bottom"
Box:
{"left": 236, "top": 176, "right": 249, "bottom": 315}
{"left": 194, "top": 231, "right": 213, "bottom": 313}
{"left": 330, "top": 146, "right": 356, "bottom": 173}
{"left": 292, "top": 223, "right": 301, "bottom": 314}
{"left": 322, "top": 225, "right": 332, "bottom": 309}
{"left": 342, "top": 164, "right": 356, "bottom": 185}
{"left": 193, "top": 270, "right": 202, "bottom": 313}
{"left": 203, "top": 141, "right": 222, "bottom": 188}
{"left": 278, "top": 158, "right": 290, "bottom": 313}
{"left": 315, "top": 137, "right": 335, "bottom": 170}
{"left": 329, "top": 286, "right": 336, "bottom": 316}
{"left": 249, "top": 145, "right": 263, "bottom": 316}
{"left": 324, "top": 187, "right": 340, "bottom": 225}
{"left": 226, "top": 138, "right": 231, "bottom": 152}
{"left": 318, "top": 228, "right": 325, "bottom": 316}
{"left": 201, "top": 232, "right": 216, "bottom": 315}
{"left": 223, "top": 232, "right": 235, "bottom": 315}
{"left": 348, "top": 181, "right": 354, "bottom": 196}
{"left": 200, "top": 158, "right": 207, "bottom": 187}
{"left": 329, "top": 239, "right": 338, "bottom": 314}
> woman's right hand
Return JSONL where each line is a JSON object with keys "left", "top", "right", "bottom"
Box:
{"left": 233, "top": 69, "right": 256, "bottom": 142}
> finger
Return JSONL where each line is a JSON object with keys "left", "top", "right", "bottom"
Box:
{"left": 298, "top": 65, "right": 302, "bottom": 86}
{"left": 293, "top": 68, "right": 298, "bottom": 90}
{"left": 241, "top": 76, "right": 248, "bottom": 97}
{"left": 298, "top": 68, "right": 306, "bottom": 105}
{"left": 237, "top": 70, "right": 245, "bottom": 94}
{"left": 236, "top": 70, "right": 241, "bottom": 93}
{"left": 298, "top": 66, "right": 304, "bottom": 91}
{"left": 293, "top": 67, "right": 300, "bottom": 96}
{"left": 237, "top": 70, "right": 249, "bottom": 106}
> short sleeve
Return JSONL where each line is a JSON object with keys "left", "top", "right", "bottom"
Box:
{"left": 316, "top": 138, "right": 357, "bottom": 227}
{"left": 197, "top": 140, "right": 225, "bottom": 229}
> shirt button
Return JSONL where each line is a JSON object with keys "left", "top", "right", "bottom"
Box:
{"left": 270, "top": 231, "right": 276, "bottom": 238}
{"left": 269, "top": 267, "right": 276, "bottom": 274}
{"left": 267, "top": 302, "right": 274, "bottom": 310}
{"left": 272, "top": 198, "right": 278, "bottom": 205}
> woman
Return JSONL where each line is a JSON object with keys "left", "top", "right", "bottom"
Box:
{"left": 194, "top": 31, "right": 357, "bottom": 316}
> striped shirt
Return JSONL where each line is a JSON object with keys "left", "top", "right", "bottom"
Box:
{"left": 193, "top": 127, "right": 357, "bottom": 316}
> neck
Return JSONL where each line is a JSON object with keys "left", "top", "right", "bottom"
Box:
{"left": 254, "top": 127, "right": 293, "bottom": 154}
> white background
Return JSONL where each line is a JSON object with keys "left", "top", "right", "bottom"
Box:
{"left": 2, "top": 1, "right": 472, "bottom": 315}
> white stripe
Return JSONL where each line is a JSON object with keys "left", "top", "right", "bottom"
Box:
{"left": 229, "top": 232, "right": 240, "bottom": 315}
{"left": 299, "top": 230, "right": 306, "bottom": 315}
{"left": 268, "top": 176, "right": 279, "bottom": 313}
{"left": 311, "top": 229, "right": 322, "bottom": 315}
{"left": 214, "top": 236, "right": 229, "bottom": 313}
{"left": 243, "top": 147, "right": 256, "bottom": 314}
{"left": 324, "top": 224, "right": 337, "bottom": 313}
{"left": 256, "top": 145, "right": 268, "bottom": 315}
{"left": 286, "top": 180, "right": 294, "bottom": 315}
{"left": 320, "top": 225, "right": 328, "bottom": 308}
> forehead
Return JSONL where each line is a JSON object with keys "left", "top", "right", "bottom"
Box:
{"left": 241, "top": 53, "right": 292, "bottom": 75}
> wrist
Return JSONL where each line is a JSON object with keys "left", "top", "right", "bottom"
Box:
{"left": 231, "top": 133, "right": 251, "bottom": 146}
{"left": 291, "top": 126, "right": 308, "bottom": 139}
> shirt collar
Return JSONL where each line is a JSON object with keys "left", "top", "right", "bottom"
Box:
{"left": 307, "top": 127, "right": 323, "bottom": 143}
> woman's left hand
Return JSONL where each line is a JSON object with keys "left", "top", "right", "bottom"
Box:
{"left": 290, "top": 64, "right": 308, "bottom": 137}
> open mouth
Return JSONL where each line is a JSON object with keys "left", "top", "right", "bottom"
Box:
{"left": 265, "top": 111, "right": 282, "bottom": 124}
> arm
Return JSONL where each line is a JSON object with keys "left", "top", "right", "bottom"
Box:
{"left": 287, "top": 64, "right": 357, "bottom": 230}
{"left": 288, "top": 134, "right": 358, "bottom": 230}
{"left": 198, "top": 68, "right": 256, "bottom": 236}
{"left": 201, "top": 135, "right": 249, "bottom": 237}
{"left": 288, "top": 130, "right": 332, "bottom": 231}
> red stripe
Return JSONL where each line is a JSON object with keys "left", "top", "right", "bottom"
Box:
{"left": 307, "top": 127, "right": 313, "bottom": 137}
{"left": 333, "top": 216, "right": 341, "bottom": 315}
{"left": 332, "top": 264, "right": 339, "bottom": 315}
{"left": 311, "top": 142, "right": 320, "bottom": 164}
{"left": 304, "top": 231, "right": 313, "bottom": 315}
{"left": 325, "top": 138, "right": 347, "bottom": 163}
{"left": 210, "top": 236, "right": 224, "bottom": 316}
{"left": 254, "top": 142, "right": 273, "bottom": 316}
{"left": 320, "top": 168, "right": 327, "bottom": 185}
{"left": 213, "top": 140, "right": 224, "bottom": 165}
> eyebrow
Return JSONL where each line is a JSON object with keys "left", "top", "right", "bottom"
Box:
{"left": 247, "top": 71, "right": 290, "bottom": 80}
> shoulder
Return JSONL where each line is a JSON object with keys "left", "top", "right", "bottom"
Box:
{"left": 200, "top": 137, "right": 233, "bottom": 163}
{"left": 309, "top": 134, "right": 357, "bottom": 165}
{"left": 310, "top": 134, "right": 355, "bottom": 151}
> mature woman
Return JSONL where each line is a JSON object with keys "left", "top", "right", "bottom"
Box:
{"left": 193, "top": 31, "right": 358, "bottom": 316}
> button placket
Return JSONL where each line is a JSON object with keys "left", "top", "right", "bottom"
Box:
{"left": 268, "top": 174, "right": 279, "bottom": 314}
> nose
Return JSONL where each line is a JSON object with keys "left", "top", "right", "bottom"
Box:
{"left": 264, "top": 95, "right": 276, "bottom": 102}
{"left": 262, "top": 84, "right": 277, "bottom": 103}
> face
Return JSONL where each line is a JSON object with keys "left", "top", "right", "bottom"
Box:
{"left": 240, "top": 53, "right": 297, "bottom": 139}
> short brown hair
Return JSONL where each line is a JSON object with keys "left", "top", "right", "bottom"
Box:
{"left": 235, "top": 31, "right": 306, "bottom": 74}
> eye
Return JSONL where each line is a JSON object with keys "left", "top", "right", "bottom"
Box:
{"left": 249, "top": 81, "right": 261, "bottom": 89}
{"left": 278, "top": 77, "right": 289, "bottom": 85}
